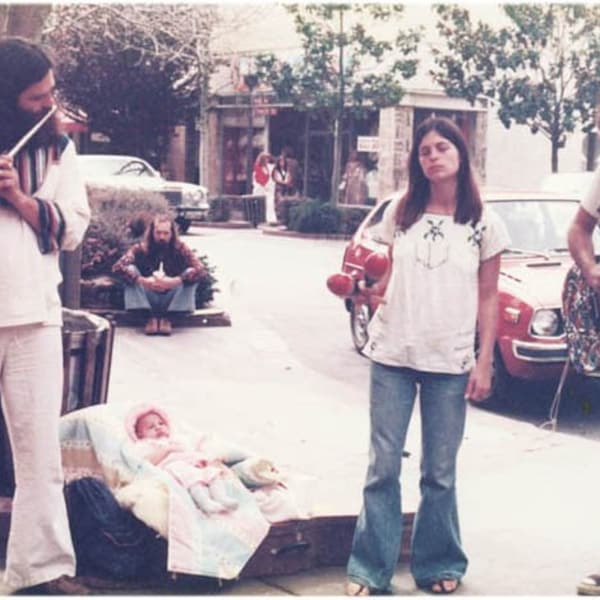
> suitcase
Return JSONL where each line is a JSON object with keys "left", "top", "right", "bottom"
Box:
{"left": 240, "top": 512, "right": 414, "bottom": 578}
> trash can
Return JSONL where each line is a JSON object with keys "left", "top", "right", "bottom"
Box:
{"left": 0, "top": 309, "right": 115, "bottom": 497}
{"left": 242, "top": 194, "right": 266, "bottom": 227}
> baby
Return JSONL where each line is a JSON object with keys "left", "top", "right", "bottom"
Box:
{"left": 126, "top": 405, "right": 238, "bottom": 514}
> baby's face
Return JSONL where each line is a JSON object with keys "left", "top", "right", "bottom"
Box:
{"left": 136, "top": 412, "right": 170, "bottom": 439}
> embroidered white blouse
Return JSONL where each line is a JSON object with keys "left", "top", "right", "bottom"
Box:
{"left": 364, "top": 196, "right": 510, "bottom": 374}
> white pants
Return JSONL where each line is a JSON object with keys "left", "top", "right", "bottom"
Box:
{"left": 0, "top": 324, "right": 75, "bottom": 589}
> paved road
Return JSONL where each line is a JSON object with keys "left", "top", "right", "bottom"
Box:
{"left": 184, "top": 225, "right": 600, "bottom": 441}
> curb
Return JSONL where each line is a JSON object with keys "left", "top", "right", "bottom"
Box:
{"left": 190, "top": 222, "right": 353, "bottom": 241}
{"left": 82, "top": 307, "right": 232, "bottom": 328}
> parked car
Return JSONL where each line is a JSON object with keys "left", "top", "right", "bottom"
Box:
{"left": 540, "top": 171, "right": 595, "bottom": 198}
{"left": 337, "top": 190, "right": 600, "bottom": 405}
{"left": 77, "top": 154, "right": 209, "bottom": 233}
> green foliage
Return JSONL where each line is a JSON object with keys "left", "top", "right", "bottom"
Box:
{"left": 288, "top": 200, "right": 341, "bottom": 234}
{"left": 431, "top": 3, "right": 600, "bottom": 171}
{"left": 255, "top": 5, "right": 420, "bottom": 116}
{"left": 276, "top": 198, "right": 307, "bottom": 227}
{"left": 254, "top": 4, "right": 420, "bottom": 201}
{"left": 42, "top": 4, "right": 216, "bottom": 162}
{"left": 279, "top": 197, "right": 369, "bottom": 235}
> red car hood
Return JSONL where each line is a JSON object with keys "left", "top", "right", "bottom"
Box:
{"left": 500, "top": 256, "right": 571, "bottom": 308}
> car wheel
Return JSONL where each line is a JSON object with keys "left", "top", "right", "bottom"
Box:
{"left": 175, "top": 217, "right": 191, "bottom": 234}
{"left": 350, "top": 302, "right": 372, "bottom": 354}
{"left": 474, "top": 347, "right": 513, "bottom": 408}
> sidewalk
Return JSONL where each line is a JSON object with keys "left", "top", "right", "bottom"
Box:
{"left": 87, "top": 293, "right": 600, "bottom": 595}
{"left": 2, "top": 285, "right": 600, "bottom": 595}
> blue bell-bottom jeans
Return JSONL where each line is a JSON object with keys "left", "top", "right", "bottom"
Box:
{"left": 347, "top": 361, "right": 469, "bottom": 591}
{"left": 123, "top": 266, "right": 197, "bottom": 315}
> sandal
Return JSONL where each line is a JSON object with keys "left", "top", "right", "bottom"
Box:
{"left": 429, "top": 579, "right": 460, "bottom": 595}
{"left": 577, "top": 573, "right": 600, "bottom": 595}
{"left": 346, "top": 581, "right": 370, "bottom": 596}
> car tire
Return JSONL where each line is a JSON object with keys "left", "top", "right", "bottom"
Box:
{"left": 175, "top": 217, "right": 191, "bottom": 234}
{"left": 350, "top": 301, "right": 372, "bottom": 355}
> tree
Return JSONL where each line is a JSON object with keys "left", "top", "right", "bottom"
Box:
{"left": 255, "top": 3, "right": 420, "bottom": 203}
{"left": 42, "top": 4, "right": 216, "bottom": 166}
{"left": 431, "top": 3, "right": 600, "bottom": 173}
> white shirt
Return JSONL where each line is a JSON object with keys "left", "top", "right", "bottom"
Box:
{"left": 0, "top": 140, "right": 90, "bottom": 327}
{"left": 365, "top": 196, "right": 510, "bottom": 373}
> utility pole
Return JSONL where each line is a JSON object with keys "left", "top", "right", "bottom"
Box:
{"left": 330, "top": 8, "right": 345, "bottom": 205}
{"left": 244, "top": 73, "right": 259, "bottom": 195}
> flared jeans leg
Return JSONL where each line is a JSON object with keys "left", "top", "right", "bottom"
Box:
{"left": 347, "top": 362, "right": 416, "bottom": 591}
{"left": 410, "top": 372, "right": 469, "bottom": 587}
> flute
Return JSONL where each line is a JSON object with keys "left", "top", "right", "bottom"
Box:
{"left": 6, "top": 105, "right": 58, "bottom": 158}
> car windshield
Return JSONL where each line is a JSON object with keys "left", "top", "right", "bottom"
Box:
{"left": 489, "top": 198, "right": 600, "bottom": 255}
{"left": 78, "top": 156, "right": 157, "bottom": 179}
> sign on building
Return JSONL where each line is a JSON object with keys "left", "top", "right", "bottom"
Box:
{"left": 357, "top": 136, "right": 379, "bottom": 153}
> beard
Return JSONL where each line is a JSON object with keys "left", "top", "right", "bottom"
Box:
{"left": 5, "top": 107, "right": 60, "bottom": 152}
{"left": 17, "top": 106, "right": 60, "bottom": 149}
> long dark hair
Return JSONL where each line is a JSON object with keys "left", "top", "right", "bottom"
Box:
{"left": 0, "top": 37, "right": 60, "bottom": 152}
{"left": 397, "top": 116, "right": 482, "bottom": 230}
{"left": 143, "top": 214, "right": 179, "bottom": 254}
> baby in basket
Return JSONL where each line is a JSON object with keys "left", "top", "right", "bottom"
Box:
{"left": 126, "top": 404, "right": 238, "bottom": 514}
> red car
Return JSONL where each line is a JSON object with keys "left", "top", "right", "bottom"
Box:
{"left": 339, "top": 190, "right": 599, "bottom": 404}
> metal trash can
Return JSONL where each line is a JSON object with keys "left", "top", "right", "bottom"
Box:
{"left": 242, "top": 194, "right": 266, "bottom": 227}
{"left": 0, "top": 309, "right": 115, "bottom": 496}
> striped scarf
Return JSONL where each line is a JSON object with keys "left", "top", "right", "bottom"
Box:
{"left": 1, "top": 138, "right": 67, "bottom": 253}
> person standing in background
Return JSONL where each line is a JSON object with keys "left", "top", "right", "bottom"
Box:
{"left": 341, "top": 150, "right": 368, "bottom": 205}
{"left": 253, "top": 152, "right": 277, "bottom": 224}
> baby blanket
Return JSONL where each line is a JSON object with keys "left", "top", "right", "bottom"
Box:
{"left": 59, "top": 403, "right": 273, "bottom": 579}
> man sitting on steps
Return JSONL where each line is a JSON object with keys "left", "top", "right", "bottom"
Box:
{"left": 113, "top": 213, "right": 207, "bottom": 335}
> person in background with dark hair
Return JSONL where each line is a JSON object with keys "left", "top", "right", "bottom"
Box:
{"left": 0, "top": 38, "right": 90, "bottom": 593}
{"left": 112, "top": 213, "right": 208, "bottom": 336}
{"left": 345, "top": 116, "right": 509, "bottom": 596}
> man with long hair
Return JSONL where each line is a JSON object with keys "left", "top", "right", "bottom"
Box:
{"left": 0, "top": 38, "right": 90, "bottom": 593}
{"left": 112, "top": 213, "right": 207, "bottom": 335}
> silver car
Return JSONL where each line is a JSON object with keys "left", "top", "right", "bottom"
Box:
{"left": 77, "top": 154, "right": 209, "bottom": 233}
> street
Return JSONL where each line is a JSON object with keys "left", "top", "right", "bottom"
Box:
{"left": 182, "top": 225, "right": 600, "bottom": 442}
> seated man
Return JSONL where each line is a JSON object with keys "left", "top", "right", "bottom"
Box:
{"left": 112, "top": 213, "right": 207, "bottom": 335}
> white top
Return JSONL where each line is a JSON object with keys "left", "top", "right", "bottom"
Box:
{"left": 580, "top": 165, "right": 600, "bottom": 219}
{"left": 365, "top": 196, "right": 510, "bottom": 373}
{"left": 0, "top": 140, "right": 90, "bottom": 327}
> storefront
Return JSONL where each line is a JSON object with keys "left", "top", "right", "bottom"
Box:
{"left": 203, "top": 87, "right": 489, "bottom": 203}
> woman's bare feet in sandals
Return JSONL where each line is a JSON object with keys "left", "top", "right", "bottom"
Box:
{"left": 430, "top": 579, "right": 460, "bottom": 594}
{"left": 346, "top": 581, "right": 370, "bottom": 596}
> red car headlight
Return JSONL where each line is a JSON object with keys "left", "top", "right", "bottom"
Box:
{"left": 530, "top": 309, "right": 561, "bottom": 337}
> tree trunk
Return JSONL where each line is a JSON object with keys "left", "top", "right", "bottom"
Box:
{"left": 1, "top": 4, "right": 51, "bottom": 39}
{"left": 551, "top": 141, "right": 559, "bottom": 173}
{"left": 303, "top": 112, "right": 310, "bottom": 197}
{"left": 330, "top": 116, "right": 342, "bottom": 205}
{"left": 586, "top": 132, "right": 597, "bottom": 171}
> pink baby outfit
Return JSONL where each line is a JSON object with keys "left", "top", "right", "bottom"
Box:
{"left": 126, "top": 405, "right": 223, "bottom": 488}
